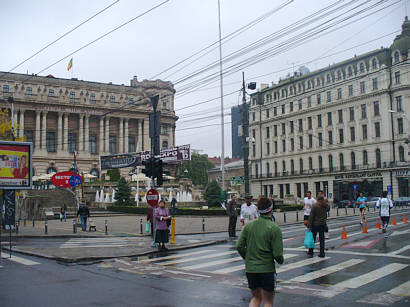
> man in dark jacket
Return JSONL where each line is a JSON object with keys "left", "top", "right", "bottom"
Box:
{"left": 307, "top": 195, "right": 329, "bottom": 257}
{"left": 226, "top": 195, "right": 238, "bottom": 238}
{"left": 77, "top": 202, "right": 90, "bottom": 231}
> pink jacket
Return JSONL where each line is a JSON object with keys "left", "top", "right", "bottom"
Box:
{"left": 155, "top": 207, "right": 170, "bottom": 230}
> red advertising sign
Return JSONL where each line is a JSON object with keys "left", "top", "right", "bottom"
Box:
{"left": 51, "top": 171, "right": 82, "bottom": 188}
{"left": 146, "top": 189, "right": 159, "bottom": 207}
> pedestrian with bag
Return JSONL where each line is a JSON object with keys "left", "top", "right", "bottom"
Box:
{"left": 76, "top": 202, "right": 90, "bottom": 231}
{"left": 317, "top": 190, "right": 330, "bottom": 239}
{"left": 303, "top": 191, "right": 316, "bottom": 227}
{"left": 240, "top": 195, "right": 259, "bottom": 226}
{"left": 236, "top": 197, "right": 284, "bottom": 307}
{"left": 226, "top": 195, "right": 238, "bottom": 238}
{"left": 307, "top": 195, "right": 329, "bottom": 258}
{"left": 376, "top": 191, "right": 394, "bottom": 237}
{"left": 154, "top": 200, "right": 171, "bottom": 251}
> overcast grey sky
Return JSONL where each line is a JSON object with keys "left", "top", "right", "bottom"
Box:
{"left": 0, "top": 0, "right": 407, "bottom": 157}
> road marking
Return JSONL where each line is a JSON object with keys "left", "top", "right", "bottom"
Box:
{"left": 136, "top": 249, "right": 216, "bottom": 263}
{"left": 333, "top": 263, "right": 408, "bottom": 289}
{"left": 115, "top": 259, "right": 133, "bottom": 266}
{"left": 182, "top": 256, "right": 243, "bottom": 270}
{"left": 277, "top": 256, "right": 329, "bottom": 273}
{"left": 284, "top": 248, "right": 410, "bottom": 260}
{"left": 159, "top": 251, "right": 238, "bottom": 266}
{"left": 288, "top": 259, "right": 365, "bottom": 283}
{"left": 1, "top": 254, "right": 40, "bottom": 265}
{"left": 391, "top": 229, "right": 410, "bottom": 237}
{"left": 387, "top": 280, "right": 410, "bottom": 297}
{"left": 389, "top": 245, "right": 410, "bottom": 255}
{"left": 212, "top": 253, "right": 298, "bottom": 274}
{"left": 342, "top": 239, "right": 379, "bottom": 249}
{"left": 164, "top": 269, "right": 211, "bottom": 278}
{"left": 187, "top": 239, "right": 200, "bottom": 243}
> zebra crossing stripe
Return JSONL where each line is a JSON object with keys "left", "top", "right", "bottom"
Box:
{"left": 277, "top": 256, "right": 329, "bottom": 273}
{"left": 390, "top": 245, "right": 410, "bottom": 255}
{"left": 159, "top": 251, "right": 238, "bottom": 266}
{"left": 182, "top": 256, "right": 243, "bottom": 270}
{"left": 1, "top": 254, "right": 40, "bottom": 266}
{"left": 333, "top": 263, "right": 408, "bottom": 289}
{"left": 211, "top": 253, "right": 298, "bottom": 274}
{"left": 387, "top": 280, "right": 410, "bottom": 297}
{"left": 137, "top": 249, "right": 216, "bottom": 263}
{"left": 289, "top": 259, "right": 365, "bottom": 283}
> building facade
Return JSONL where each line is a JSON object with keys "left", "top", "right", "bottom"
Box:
{"left": 208, "top": 160, "right": 245, "bottom": 196}
{"left": 249, "top": 18, "right": 410, "bottom": 202}
{"left": 0, "top": 73, "right": 177, "bottom": 177}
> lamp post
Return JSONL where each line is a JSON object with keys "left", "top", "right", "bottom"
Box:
{"left": 389, "top": 109, "right": 396, "bottom": 199}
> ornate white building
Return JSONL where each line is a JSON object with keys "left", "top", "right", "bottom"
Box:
{"left": 0, "top": 73, "right": 177, "bottom": 177}
{"left": 249, "top": 17, "right": 410, "bottom": 201}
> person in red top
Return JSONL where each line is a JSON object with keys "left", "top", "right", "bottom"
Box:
{"left": 13, "top": 155, "right": 29, "bottom": 179}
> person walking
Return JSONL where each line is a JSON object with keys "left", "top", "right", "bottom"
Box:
{"left": 307, "top": 195, "right": 329, "bottom": 258}
{"left": 236, "top": 197, "right": 284, "bottom": 307}
{"left": 303, "top": 191, "right": 316, "bottom": 227}
{"left": 376, "top": 191, "right": 394, "bottom": 237}
{"left": 317, "top": 190, "right": 330, "bottom": 239}
{"left": 226, "top": 195, "right": 239, "bottom": 238}
{"left": 154, "top": 200, "right": 171, "bottom": 251}
{"left": 240, "top": 195, "right": 259, "bottom": 226}
{"left": 356, "top": 192, "right": 368, "bottom": 225}
{"left": 76, "top": 202, "right": 90, "bottom": 231}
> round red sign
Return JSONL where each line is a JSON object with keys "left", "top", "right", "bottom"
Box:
{"left": 146, "top": 188, "right": 160, "bottom": 207}
{"left": 51, "top": 171, "right": 78, "bottom": 188}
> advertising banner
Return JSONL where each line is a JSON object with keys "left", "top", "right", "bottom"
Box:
{"left": 3, "top": 190, "right": 16, "bottom": 228}
{"left": 0, "top": 141, "right": 33, "bottom": 189}
{"left": 140, "top": 144, "right": 191, "bottom": 162}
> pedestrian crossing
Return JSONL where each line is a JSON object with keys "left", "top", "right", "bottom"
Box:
{"left": 59, "top": 237, "right": 144, "bottom": 248}
{"left": 1, "top": 254, "right": 40, "bottom": 266}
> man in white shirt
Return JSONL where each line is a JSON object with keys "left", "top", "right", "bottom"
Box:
{"left": 240, "top": 195, "right": 259, "bottom": 225}
{"left": 303, "top": 191, "right": 316, "bottom": 227}
{"left": 376, "top": 191, "right": 394, "bottom": 237}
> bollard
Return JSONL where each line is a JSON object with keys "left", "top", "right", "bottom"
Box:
{"left": 140, "top": 218, "right": 143, "bottom": 235}
{"left": 373, "top": 206, "right": 376, "bottom": 212}
{"left": 353, "top": 207, "right": 356, "bottom": 215}
{"left": 73, "top": 219, "right": 77, "bottom": 234}
{"left": 296, "top": 211, "right": 299, "bottom": 222}
{"left": 44, "top": 219, "right": 48, "bottom": 235}
{"left": 24, "top": 218, "right": 26, "bottom": 227}
{"left": 202, "top": 217, "right": 205, "bottom": 233}
{"left": 337, "top": 207, "right": 339, "bottom": 216}
{"left": 105, "top": 220, "right": 108, "bottom": 235}
{"left": 32, "top": 218, "right": 35, "bottom": 227}
{"left": 16, "top": 221, "right": 19, "bottom": 234}
{"left": 345, "top": 207, "right": 348, "bottom": 215}
{"left": 284, "top": 212, "right": 286, "bottom": 223}
{"left": 170, "top": 217, "right": 176, "bottom": 244}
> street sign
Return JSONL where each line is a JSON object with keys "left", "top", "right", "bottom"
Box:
{"left": 69, "top": 174, "right": 82, "bottom": 187}
{"left": 146, "top": 189, "right": 159, "bottom": 207}
{"left": 51, "top": 171, "right": 76, "bottom": 188}
{"left": 387, "top": 185, "right": 392, "bottom": 194}
{"left": 353, "top": 184, "right": 357, "bottom": 190}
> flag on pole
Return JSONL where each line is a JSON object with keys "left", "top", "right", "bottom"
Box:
{"left": 67, "top": 58, "right": 73, "bottom": 71}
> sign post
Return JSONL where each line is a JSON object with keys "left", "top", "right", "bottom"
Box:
{"left": 146, "top": 188, "right": 160, "bottom": 247}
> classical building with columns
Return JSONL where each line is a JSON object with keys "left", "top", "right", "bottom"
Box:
{"left": 248, "top": 17, "right": 410, "bottom": 202}
{"left": 0, "top": 73, "right": 177, "bottom": 178}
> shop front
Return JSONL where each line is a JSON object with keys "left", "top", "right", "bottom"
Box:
{"left": 396, "top": 169, "right": 409, "bottom": 197}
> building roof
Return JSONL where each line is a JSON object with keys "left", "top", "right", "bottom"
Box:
{"left": 207, "top": 156, "right": 241, "bottom": 166}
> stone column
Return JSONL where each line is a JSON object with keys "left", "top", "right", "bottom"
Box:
{"left": 13, "top": 111, "right": 18, "bottom": 137}
{"left": 64, "top": 114, "right": 69, "bottom": 151}
{"left": 19, "top": 110, "right": 25, "bottom": 138}
{"left": 124, "top": 119, "right": 129, "bottom": 153}
{"left": 119, "top": 118, "right": 124, "bottom": 153}
{"left": 105, "top": 117, "right": 110, "bottom": 153}
{"left": 85, "top": 115, "right": 90, "bottom": 153}
{"left": 138, "top": 119, "right": 143, "bottom": 151}
{"left": 58, "top": 113, "right": 63, "bottom": 151}
{"left": 35, "top": 111, "right": 41, "bottom": 150}
{"left": 99, "top": 117, "right": 104, "bottom": 153}
{"left": 79, "top": 114, "right": 84, "bottom": 152}
{"left": 41, "top": 112, "right": 47, "bottom": 150}
{"left": 143, "top": 119, "right": 149, "bottom": 151}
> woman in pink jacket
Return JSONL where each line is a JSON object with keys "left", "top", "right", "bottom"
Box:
{"left": 154, "top": 200, "right": 171, "bottom": 251}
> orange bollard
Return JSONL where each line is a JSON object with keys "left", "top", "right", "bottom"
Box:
{"left": 376, "top": 217, "right": 381, "bottom": 229}
{"left": 392, "top": 215, "right": 397, "bottom": 226}
{"left": 362, "top": 221, "right": 368, "bottom": 233}
{"left": 341, "top": 226, "right": 348, "bottom": 239}
{"left": 403, "top": 213, "right": 408, "bottom": 224}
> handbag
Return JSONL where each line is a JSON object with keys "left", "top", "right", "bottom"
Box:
{"left": 145, "top": 221, "right": 151, "bottom": 233}
{"left": 304, "top": 229, "right": 315, "bottom": 249}
{"left": 166, "top": 218, "right": 171, "bottom": 227}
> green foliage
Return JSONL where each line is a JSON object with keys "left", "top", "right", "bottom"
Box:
{"left": 203, "top": 179, "right": 222, "bottom": 206}
{"left": 179, "top": 153, "right": 215, "bottom": 186}
{"left": 107, "top": 169, "right": 120, "bottom": 182}
{"left": 114, "top": 177, "right": 134, "bottom": 206}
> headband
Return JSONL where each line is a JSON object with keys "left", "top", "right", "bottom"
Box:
{"left": 258, "top": 204, "right": 273, "bottom": 214}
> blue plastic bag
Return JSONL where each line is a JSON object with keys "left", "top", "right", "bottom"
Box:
{"left": 304, "top": 230, "right": 315, "bottom": 249}
{"left": 145, "top": 221, "right": 151, "bottom": 233}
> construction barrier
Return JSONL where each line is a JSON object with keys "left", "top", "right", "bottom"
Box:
{"left": 341, "top": 226, "right": 348, "bottom": 239}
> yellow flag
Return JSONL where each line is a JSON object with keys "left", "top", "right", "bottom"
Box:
{"left": 67, "top": 58, "right": 73, "bottom": 71}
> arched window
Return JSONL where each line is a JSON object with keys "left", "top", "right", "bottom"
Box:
{"left": 298, "top": 83, "right": 302, "bottom": 92}
{"left": 348, "top": 66, "right": 353, "bottom": 77}
{"left": 329, "top": 154, "right": 333, "bottom": 171}
{"left": 290, "top": 87, "right": 294, "bottom": 95}
{"left": 372, "top": 58, "right": 378, "bottom": 69}
{"left": 46, "top": 167, "right": 57, "bottom": 174}
{"left": 394, "top": 51, "right": 400, "bottom": 63}
{"left": 309, "top": 157, "right": 313, "bottom": 170}
{"left": 376, "top": 149, "right": 381, "bottom": 168}
{"left": 307, "top": 80, "right": 312, "bottom": 89}
{"left": 299, "top": 158, "right": 304, "bottom": 173}
{"left": 274, "top": 161, "right": 278, "bottom": 176}
{"left": 351, "top": 152, "right": 356, "bottom": 169}
{"left": 399, "top": 146, "right": 405, "bottom": 162}
{"left": 339, "top": 153, "right": 344, "bottom": 170}
{"left": 291, "top": 159, "right": 295, "bottom": 174}
{"left": 318, "top": 156, "right": 323, "bottom": 172}
{"left": 266, "top": 162, "right": 270, "bottom": 176}
{"left": 359, "top": 63, "right": 365, "bottom": 73}
{"left": 90, "top": 168, "right": 100, "bottom": 178}
{"left": 363, "top": 150, "right": 368, "bottom": 165}
{"left": 337, "top": 70, "right": 342, "bottom": 80}
{"left": 327, "top": 74, "right": 331, "bottom": 83}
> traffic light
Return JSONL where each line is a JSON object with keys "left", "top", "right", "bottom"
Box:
{"left": 141, "top": 158, "right": 153, "bottom": 178}
{"left": 153, "top": 158, "right": 163, "bottom": 186}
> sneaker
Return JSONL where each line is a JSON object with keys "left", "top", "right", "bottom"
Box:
{"left": 318, "top": 254, "right": 325, "bottom": 258}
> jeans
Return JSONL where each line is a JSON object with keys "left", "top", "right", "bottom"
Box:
{"left": 80, "top": 216, "right": 88, "bottom": 231}
{"left": 228, "top": 216, "right": 237, "bottom": 237}
{"left": 308, "top": 225, "right": 325, "bottom": 256}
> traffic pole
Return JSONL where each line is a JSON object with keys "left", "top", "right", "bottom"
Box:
{"left": 170, "top": 217, "right": 176, "bottom": 244}
{"left": 105, "top": 220, "right": 108, "bottom": 235}
{"left": 73, "top": 219, "right": 77, "bottom": 233}
{"left": 140, "top": 218, "right": 143, "bottom": 234}
{"left": 202, "top": 217, "right": 205, "bottom": 233}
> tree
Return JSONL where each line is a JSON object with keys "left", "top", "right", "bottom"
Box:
{"left": 203, "top": 179, "right": 222, "bottom": 206}
{"left": 179, "top": 153, "right": 215, "bottom": 186}
{"left": 107, "top": 168, "right": 120, "bottom": 182}
{"left": 114, "top": 177, "right": 134, "bottom": 206}
{"left": 0, "top": 108, "right": 25, "bottom": 141}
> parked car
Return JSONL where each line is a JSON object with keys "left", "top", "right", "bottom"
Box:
{"left": 334, "top": 200, "right": 353, "bottom": 208}
{"left": 394, "top": 196, "right": 410, "bottom": 207}
{"left": 366, "top": 196, "right": 380, "bottom": 208}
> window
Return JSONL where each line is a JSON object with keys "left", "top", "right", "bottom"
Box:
{"left": 266, "top": 127, "right": 270, "bottom": 138}
{"left": 274, "top": 125, "right": 277, "bottom": 137}
{"left": 349, "top": 107, "right": 355, "bottom": 121}
{"left": 363, "top": 150, "right": 368, "bottom": 165}
{"left": 298, "top": 100, "right": 302, "bottom": 110}
{"left": 329, "top": 154, "right": 333, "bottom": 171}
{"left": 372, "top": 58, "right": 378, "bottom": 69}
{"left": 24, "top": 130, "right": 34, "bottom": 146}
{"left": 90, "top": 93, "right": 96, "bottom": 101}
{"left": 3, "top": 84, "right": 9, "bottom": 93}
{"left": 339, "top": 128, "right": 344, "bottom": 143}
{"left": 362, "top": 124, "right": 368, "bottom": 140}
{"left": 290, "top": 138, "right": 294, "bottom": 151}
{"left": 376, "top": 149, "right": 381, "bottom": 168}
{"left": 252, "top": 129, "right": 256, "bottom": 139}
{"left": 290, "top": 121, "right": 294, "bottom": 133}
{"left": 274, "top": 107, "right": 277, "bottom": 116}
{"left": 289, "top": 101, "right": 293, "bottom": 112}
{"left": 68, "top": 133, "right": 77, "bottom": 153}
{"left": 337, "top": 88, "right": 342, "bottom": 100}
{"left": 398, "top": 118, "right": 404, "bottom": 134}
{"left": 69, "top": 91, "right": 75, "bottom": 99}
{"left": 253, "top": 144, "right": 256, "bottom": 156}
{"left": 109, "top": 95, "right": 115, "bottom": 103}
{"left": 48, "top": 89, "right": 54, "bottom": 97}
{"left": 282, "top": 123, "right": 286, "bottom": 135}
{"left": 327, "top": 74, "right": 331, "bottom": 83}
{"left": 162, "top": 125, "right": 168, "bottom": 134}
{"left": 351, "top": 152, "right": 356, "bottom": 169}
{"left": 128, "top": 137, "right": 136, "bottom": 152}
{"left": 282, "top": 160, "right": 286, "bottom": 173}
{"left": 317, "top": 77, "right": 321, "bottom": 86}
{"left": 361, "top": 104, "right": 367, "bottom": 119}
{"left": 281, "top": 104, "right": 285, "bottom": 114}
{"left": 396, "top": 96, "right": 402, "bottom": 111}
{"left": 348, "top": 85, "right": 353, "bottom": 96}
{"left": 318, "top": 115, "right": 322, "bottom": 128}
{"left": 348, "top": 66, "right": 353, "bottom": 77}
{"left": 307, "top": 80, "right": 312, "bottom": 89}
{"left": 255, "top": 164, "right": 258, "bottom": 177}
{"left": 46, "top": 132, "right": 56, "bottom": 152}
{"left": 299, "top": 158, "right": 304, "bottom": 173}
{"left": 338, "top": 109, "right": 343, "bottom": 123}
{"left": 372, "top": 78, "right": 378, "bottom": 90}
{"left": 309, "top": 157, "right": 313, "bottom": 170}
{"left": 274, "top": 162, "right": 278, "bottom": 176}
{"left": 89, "top": 134, "right": 97, "bottom": 154}
{"left": 337, "top": 70, "right": 342, "bottom": 80}
{"left": 308, "top": 134, "right": 313, "bottom": 148}
{"left": 299, "top": 136, "right": 303, "bottom": 149}
{"left": 266, "top": 162, "right": 270, "bottom": 176}
{"left": 373, "top": 101, "right": 380, "bottom": 116}
{"left": 328, "top": 131, "right": 333, "bottom": 145}
{"left": 291, "top": 160, "right": 295, "bottom": 174}
{"left": 307, "top": 96, "right": 312, "bottom": 107}
{"left": 327, "top": 112, "right": 332, "bottom": 125}
{"left": 298, "top": 119, "right": 303, "bottom": 132}
{"left": 266, "top": 109, "right": 270, "bottom": 118}
{"left": 26, "top": 87, "right": 32, "bottom": 95}
{"left": 162, "top": 140, "right": 168, "bottom": 149}
{"left": 359, "top": 62, "right": 365, "bottom": 73}
{"left": 375, "top": 122, "right": 380, "bottom": 137}
{"left": 319, "top": 156, "right": 323, "bottom": 172}
{"left": 109, "top": 135, "right": 117, "bottom": 154}
{"left": 252, "top": 112, "right": 255, "bottom": 121}
{"left": 274, "top": 141, "right": 278, "bottom": 153}
{"left": 308, "top": 117, "right": 312, "bottom": 130}
{"left": 317, "top": 94, "right": 321, "bottom": 105}
{"left": 360, "top": 81, "right": 365, "bottom": 94}
{"left": 162, "top": 100, "right": 167, "bottom": 108}
{"left": 318, "top": 133, "right": 323, "bottom": 147}
{"left": 339, "top": 153, "right": 345, "bottom": 170}
{"left": 327, "top": 91, "right": 331, "bottom": 102}
{"left": 267, "top": 142, "right": 270, "bottom": 155}
{"left": 394, "top": 51, "right": 400, "bottom": 63}
{"left": 399, "top": 146, "right": 405, "bottom": 162}
{"left": 282, "top": 140, "right": 286, "bottom": 152}
{"left": 395, "top": 71, "right": 401, "bottom": 84}
{"left": 350, "top": 126, "right": 355, "bottom": 142}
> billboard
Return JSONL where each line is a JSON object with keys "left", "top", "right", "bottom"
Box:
{"left": 0, "top": 141, "right": 33, "bottom": 189}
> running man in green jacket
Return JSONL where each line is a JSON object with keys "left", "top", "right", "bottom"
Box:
{"left": 236, "top": 197, "right": 284, "bottom": 307}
